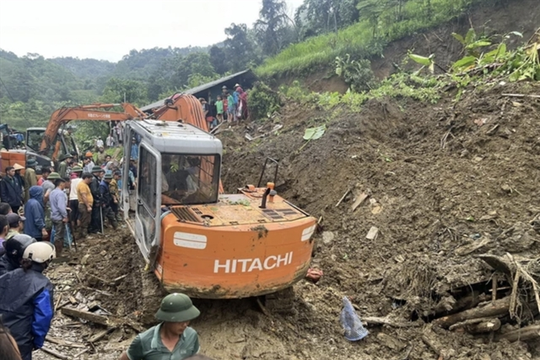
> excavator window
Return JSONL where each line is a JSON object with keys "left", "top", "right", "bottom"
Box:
{"left": 26, "top": 130, "right": 44, "bottom": 152}
{"left": 137, "top": 146, "right": 159, "bottom": 250}
{"left": 160, "top": 153, "right": 220, "bottom": 205}
{"left": 139, "top": 148, "right": 158, "bottom": 213}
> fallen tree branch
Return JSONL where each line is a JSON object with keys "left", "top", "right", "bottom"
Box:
{"left": 88, "top": 328, "right": 115, "bottom": 343}
{"left": 432, "top": 297, "right": 510, "bottom": 329}
{"left": 363, "top": 316, "right": 422, "bottom": 328}
{"left": 496, "top": 324, "right": 540, "bottom": 342}
{"left": 335, "top": 188, "right": 351, "bottom": 207}
{"left": 45, "top": 336, "right": 85, "bottom": 348}
{"left": 61, "top": 307, "right": 115, "bottom": 327}
{"left": 448, "top": 317, "right": 498, "bottom": 331}
{"left": 61, "top": 306, "right": 144, "bottom": 332}
{"left": 466, "top": 318, "right": 501, "bottom": 334}
{"left": 502, "top": 93, "right": 540, "bottom": 99}
{"left": 40, "top": 347, "right": 69, "bottom": 360}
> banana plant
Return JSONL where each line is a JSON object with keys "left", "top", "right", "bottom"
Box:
{"left": 408, "top": 52, "right": 435, "bottom": 74}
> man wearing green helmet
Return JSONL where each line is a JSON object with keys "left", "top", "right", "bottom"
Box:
{"left": 119, "top": 293, "right": 201, "bottom": 360}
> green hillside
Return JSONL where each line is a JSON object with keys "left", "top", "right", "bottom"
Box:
{"left": 256, "top": 0, "right": 494, "bottom": 78}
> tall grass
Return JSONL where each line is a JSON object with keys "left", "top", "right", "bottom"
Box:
{"left": 256, "top": 0, "right": 496, "bottom": 78}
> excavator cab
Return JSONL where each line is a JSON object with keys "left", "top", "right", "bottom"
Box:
{"left": 122, "top": 120, "right": 222, "bottom": 260}
{"left": 26, "top": 127, "right": 79, "bottom": 162}
{"left": 122, "top": 120, "right": 317, "bottom": 300}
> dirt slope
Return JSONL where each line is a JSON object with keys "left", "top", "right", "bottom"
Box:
{"left": 35, "top": 82, "right": 539, "bottom": 360}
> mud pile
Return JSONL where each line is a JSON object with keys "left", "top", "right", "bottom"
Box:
{"left": 218, "top": 81, "right": 540, "bottom": 359}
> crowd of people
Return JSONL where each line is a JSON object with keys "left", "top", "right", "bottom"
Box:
{"left": 0, "top": 153, "right": 214, "bottom": 359}
{"left": 200, "top": 84, "right": 248, "bottom": 130}
{"left": 0, "top": 149, "right": 124, "bottom": 260}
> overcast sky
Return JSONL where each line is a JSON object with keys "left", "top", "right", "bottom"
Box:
{"left": 0, "top": 0, "right": 304, "bottom": 62}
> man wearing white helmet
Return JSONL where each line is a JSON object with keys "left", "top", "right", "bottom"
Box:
{"left": 0, "top": 241, "right": 55, "bottom": 360}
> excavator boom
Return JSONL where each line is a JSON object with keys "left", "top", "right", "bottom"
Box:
{"left": 39, "top": 103, "right": 146, "bottom": 159}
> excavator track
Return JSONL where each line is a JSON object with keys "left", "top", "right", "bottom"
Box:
{"left": 139, "top": 267, "right": 166, "bottom": 325}
{"left": 263, "top": 287, "right": 297, "bottom": 315}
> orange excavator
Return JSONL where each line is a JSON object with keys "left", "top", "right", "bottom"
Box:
{"left": 122, "top": 93, "right": 317, "bottom": 310}
{"left": 38, "top": 103, "right": 146, "bottom": 162}
{"left": 1, "top": 103, "right": 146, "bottom": 173}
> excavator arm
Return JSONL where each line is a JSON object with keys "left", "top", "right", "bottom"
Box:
{"left": 40, "top": 103, "right": 146, "bottom": 156}
{"left": 146, "top": 94, "right": 208, "bottom": 132}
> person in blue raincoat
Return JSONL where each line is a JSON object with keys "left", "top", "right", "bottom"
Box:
{"left": 0, "top": 241, "right": 55, "bottom": 360}
{"left": 24, "top": 186, "right": 48, "bottom": 242}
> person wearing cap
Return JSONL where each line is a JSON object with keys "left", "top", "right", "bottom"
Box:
{"left": 6, "top": 213, "right": 25, "bottom": 241}
{"left": 24, "top": 186, "right": 47, "bottom": 242}
{"left": 24, "top": 159, "right": 38, "bottom": 202}
{"left": 110, "top": 171, "right": 121, "bottom": 222}
{"left": 0, "top": 234, "right": 36, "bottom": 276}
{"left": 76, "top": 173, "right": 93, "bottom": 239}
{"left": 118, "top": 293, "right": 201, "bottom": 360}
{"left": 99, "top": 173, "right": 118, "bottom": 229}
{"left": 57, "top": 154, "right": 74, "bottom": 179}
{"left": 89, "top": 166, "right": 104, "bottom": 234}
{"left": 49, "top": 173, "right": 68, "bottom": 257}
{"left": 69, "top": 166, "right": 83, "bottom": 230}
{"left": 13, "top": 164, "right": 26, "bottom": 202}
{"left": 0, "top": 241, "right": 55, "bottom": 360}
{"left": 0, "top": 166, "right": 24, "bottom": 213}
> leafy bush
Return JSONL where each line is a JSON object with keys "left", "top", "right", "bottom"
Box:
{"left": 247, "top": 82, "right": 282, "bottom": 120}
{"left": 335, "top": 54, "right": 376, "bottom": 92}
{"left": 279, "top": 70, "right": 441, "bottom": 115}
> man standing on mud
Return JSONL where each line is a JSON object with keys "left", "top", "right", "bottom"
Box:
{"left": 89, "top": 166, "right": 104, "bottom": 234}
{"left": 118, "top": 293, "right": 201, "bottom": 360}
{"left": 49, "top": 174, "right": 68, "bottom": 257}
{"left": 76, "top": 173, "right": 93, "bottom": 239}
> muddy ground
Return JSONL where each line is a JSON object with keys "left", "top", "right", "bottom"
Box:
{"left": 34, "top": 80, "right": 539, "bottom": 360}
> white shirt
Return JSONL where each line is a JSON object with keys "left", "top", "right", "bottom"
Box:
{"left": 96, "top": 139, "right": 104, "bottom": 148}
{"left": 69, "top": 178, "right": 82, "bottom": 200}
{"left": 83, "top": 161, "right": 95, "bottom": 174}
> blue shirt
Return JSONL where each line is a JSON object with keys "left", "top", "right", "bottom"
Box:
{"left": 49, "top": 188, "right": 68, "bottom": 221}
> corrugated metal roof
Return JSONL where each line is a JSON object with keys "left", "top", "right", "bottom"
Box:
{"left": 141, "top": 69, "right": 252, "bottom": 111}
